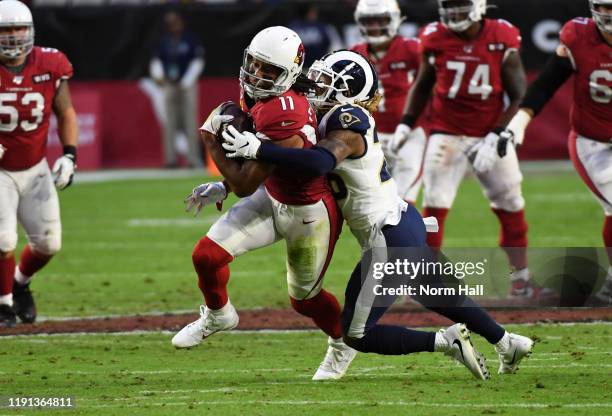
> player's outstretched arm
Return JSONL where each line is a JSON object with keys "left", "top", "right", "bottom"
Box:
{"left": 496, "top": 51, "right": 527, "bottom": 129}
{"left": 498, "top": 47, "right": 574, "bottom": 155}
{"left": 222, "top": 124, "right": 364, "bottom": 177}
{"left": 393, "top": 53, "right": 435, "bottom": 150}
{"left": 52, "top": 80, "right": 78, "bottom": 190}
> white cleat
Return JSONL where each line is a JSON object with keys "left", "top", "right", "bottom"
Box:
{"left": 312, "top": 337, "right": 357, "bottom": 381}
{"left": 496, "top": 333, "right": 534, "bottom": 374}
{"left": 171, "top": 304, "right": 239, "bottom": 349}
{"left": 441, "top": 323, "right": 490, "bottom": 380}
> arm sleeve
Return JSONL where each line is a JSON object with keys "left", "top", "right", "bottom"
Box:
{"left": 521, "top": 53, "right": 574, "bottom": 115}
{"left": 258, "top": 143, "right": 337, "bottom": 177}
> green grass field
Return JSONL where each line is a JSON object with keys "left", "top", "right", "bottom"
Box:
{"left": 21, "top": 169, "right": 606, "bottom": 318}
{"left": 2, "top": 324, "right": 610, "bottom": 415}
{"left": 3, "top": 167, "right": 611, "bottom": 415}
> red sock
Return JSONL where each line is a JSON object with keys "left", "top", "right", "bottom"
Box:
{"left": 604, "top": 216, "right": 612, "bottom": 265}
{"left": 422, "top": 207, "right": 449, "bottom": 249}
{"left": 18, "top": 245, "right": 53, "bottom": 279}
{"left": 290, "top": 289, "right": 342, "bottom": 339}
{"left": 0, "top": 255, "right": 15, "bottom": 296}
{"left": 492, "top": 208, "right": 528, "bottom": 270}
{"left": 192, "top": 237, "right": 234, "bottom": 310}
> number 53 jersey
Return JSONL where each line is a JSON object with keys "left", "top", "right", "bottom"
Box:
{"left": 560, "top": 18, "right": 612, "bottom": 142}
{"left": 420, "top": 19, "right": 521, "bottom": 138}
{"left": 0, "top": 47, "right": 73, "bottom": 171}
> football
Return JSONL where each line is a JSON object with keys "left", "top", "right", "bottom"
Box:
{"left": 216, "top": 101, "right": 255, "bottom": 142}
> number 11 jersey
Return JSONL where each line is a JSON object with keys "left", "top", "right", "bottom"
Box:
{"left": 0, "top": 46, "right": 73, "bottom": 171}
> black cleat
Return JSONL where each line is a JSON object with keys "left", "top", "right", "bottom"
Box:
{"left": 0, "top": 303, "right": 17, "bottom": 328}
{"left": 13, "top": 280, "right": 36, "bottom": 323}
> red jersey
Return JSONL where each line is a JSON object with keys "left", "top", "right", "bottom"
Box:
{"left": 246, "top": 89, "right": 331, "bottom": 205}
{"left": 420, "top": 19, "right": 521, "bottom": 137}
{"left": 351, "top": 36, "right": 420, "bottom": 133}
{"left": 560, "top": 18, "right": 612, "bottom": 142}
{"left": 0, "top": 47, "right": 73, "bottom": 171}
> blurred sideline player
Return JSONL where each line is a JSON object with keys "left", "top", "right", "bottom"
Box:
{"left": 395, "top": 0, "right": 540, "bottom": 298}
{"left": 172, "top": 27, "right": 356, "bottom": 380}
{"left": 502, "top": 0, "right": 612, "bottom": 304}
{"left": 0, "top": 0, "right": 78, "bottom": 327}
{"left": 223, "top": 50, "right": 535, "bottom": 378}
{"left": 351, "top": 0, "right": 426, "bottom": 204}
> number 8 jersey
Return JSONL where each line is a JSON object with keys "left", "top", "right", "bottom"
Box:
{"left": 0, "top": 47, "right": 73, "bottom": 171}
{"left": 420, "top": 19, "right": 521, "bottom": 138}
{"left": 559, "top": 18, "right": 612, "bottom": 142}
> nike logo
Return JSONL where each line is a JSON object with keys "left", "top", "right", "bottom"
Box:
{"left": 453, "top": 339, "right": 465, "bottom": 362}
{"left": 239, "top": 143, "right": 249, "bottom": 149}
{"left": 302, "top": 219, "right": 316, "bottom": 225}
{"left": 340, "top": 107, "right": 352, "bottom": 112}
{"left": 280, "top": 121, "right": 294, "bottom": 127}
{"left": 508, "top": 349, "right": 518, "bottom": 365}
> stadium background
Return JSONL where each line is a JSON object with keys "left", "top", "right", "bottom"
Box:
{"left": 34, "top": 0, "right": 587, "bottom": 169}
{"left": 3, "top": 1, "right": 611, "bottom": 414}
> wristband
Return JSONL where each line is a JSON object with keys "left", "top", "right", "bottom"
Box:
{"left": 63, "top": 145, "right": 77, "bottom": 163}
{"left": 399, "top": 114, "right": 417, "bottom": 128}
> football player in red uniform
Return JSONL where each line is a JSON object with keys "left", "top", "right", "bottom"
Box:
{"left": 395, "top": 0, "right": 540, "bottom": 298}
{"left": 502, "top": 0, "right": 612, "bottom": 304}
{"left": 0, "top": 1, "right": 78, "bottom": 327}
{"left": 350, "top": 0, "right": 426, "bottom": 204}
{"left": 172, "top": 27, "right": 356, "bottom": 380}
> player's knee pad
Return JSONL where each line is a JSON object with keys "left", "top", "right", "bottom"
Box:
{"left": 192, "top": 236, "right": 233, "bottom": 271}
{"left": 30, "top": 234, "right": 62, "bottom": 256}
{"left": 488, "top": 185, "right": 525, "bottom": 212}
{"left": 0, "top": 231, "right": 18, "bottom": 254}
{"left": 423, "top": 187, "right": 454, "bottom": 209}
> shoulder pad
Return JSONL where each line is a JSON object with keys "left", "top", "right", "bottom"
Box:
{"left": 325, "top": 104, "right": 371, "bottom": 135}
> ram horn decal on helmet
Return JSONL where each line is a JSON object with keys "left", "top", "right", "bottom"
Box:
{"left": 307, "top": 49, "right": 381, "bottom": 112}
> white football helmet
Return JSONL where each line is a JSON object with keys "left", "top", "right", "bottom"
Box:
{"left": 0, "top": 0, "right": 34, "bottom": 59}
{"left": 354, "top": 0, "right": 402, "bottom": 45}
{"left": 239, "top": 26, "right": 305, "bottom": 100}
{"left": 591, "top": 0, "right": 612, "bottom": 34}
{"left": 438, "top": 0, "right": 486, "bottom": 32}
{"left": 307, "top": 50, "right": 378, "bottom": 111}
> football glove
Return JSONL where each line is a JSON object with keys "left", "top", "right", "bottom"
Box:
{"left": 390, "top": 123, "right": 412, "bottom": 152}
{"left": 471, "top": 132, "right": 500, "bottom": 173}
{"left": 52, "top": 155, "right": 76, "bottom": 190}
{"left": 184, "top": 181, "right": 227, "bottom": 216}
{"left": 221, "top": 125, "right": 261, "bottom": 159}
{"left": 200, "top": 104, "right": 235, "bottom": 136}
{"left": 498, "top": 109, "right": 533, "bottom": 157}
{"left": 0, "top": 144, "right": 5, "bottom": 161}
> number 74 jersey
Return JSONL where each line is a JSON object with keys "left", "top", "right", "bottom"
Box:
{"left": 420, "top": 19, "right": 521, "bottom": 138}
{"left": 0, "top": 46, "right": 73, "bottom": 171}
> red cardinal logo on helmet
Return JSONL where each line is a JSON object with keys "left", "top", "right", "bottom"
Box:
{"left": 294, "top": 43, "right": 305, "bottom": 65}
